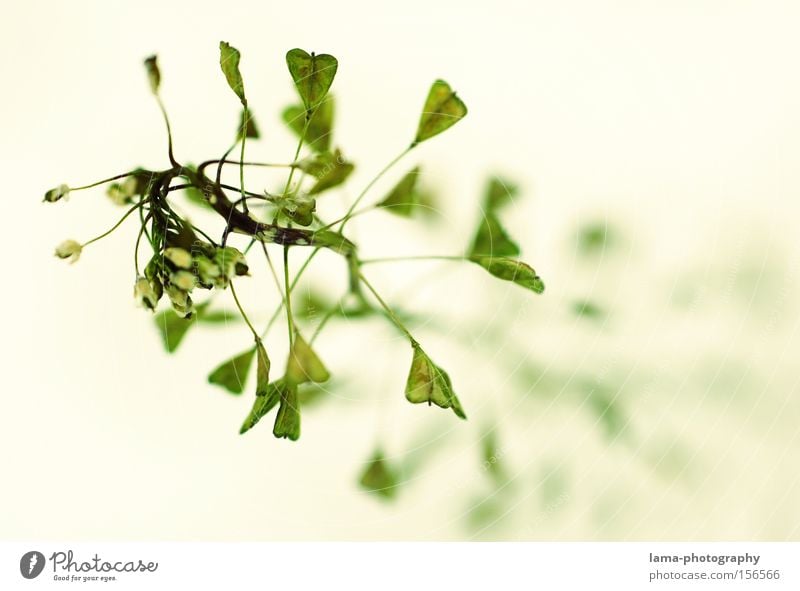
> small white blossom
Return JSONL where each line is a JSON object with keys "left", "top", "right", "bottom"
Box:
{"left": 165, "top": 285, "right": 193, "bottom": 317}
{"left": 106, "top": 184, "right": 130, "bottom": 206}
{"left": 214, "top": 247, "right": 248, "bottom": 280}
{"left": 134, "top": 276, "right": 159, "bottom": 310}
{"left": 54, "top": 240, "right": 82, "bottom": 263}
{"left": 195, "top": 256, "right": 221, "bottom": 286}
{"left": 106, "top": 176, "right": 139, "bottom": 206}
{"left": 164, "top": 247, "right": 193, "bottom": 269}
{"left": 44, "top": 184, "right": 70, "bottom": 203}
{"left": 170, "top": 270, "right": 197, "bottom": 291}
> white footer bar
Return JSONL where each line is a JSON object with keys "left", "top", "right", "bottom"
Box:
{"left": 1, "top": 542, "right": 797, "bottom": 590}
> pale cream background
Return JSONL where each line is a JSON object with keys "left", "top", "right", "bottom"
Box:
{"left": 1, "top": 0, "right": 799, "bottom": 539}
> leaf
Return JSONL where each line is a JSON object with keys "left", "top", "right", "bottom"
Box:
{"left": 193, "top": 310, "right": 234, "bottom": 323}
{"left": 184, "top": 186, "right": 211, "bottom": 209}
{"left": 405, "top": 342, "right": 466, "bottom": 419}
{"left": 273, "top": 384, "right": 301, "bottom": 440}
{"left": 237, "top": 108, "right": 259, "bottom": 139}
{"left": 297, "top": 382, "right": 329, "bottom": 408}
{"left": 311, "top": 230, "right": 356, "bottom": 256}
{"left": 296, "top": 149, "right": 338, "bottom": 178}
{"left": 282, "top": 96, "right": 333, "bottom": 153}
{"left": 154, "top": 301, "right": 210, "bottom": 352}
{"left": 572, "top": 299, "right": 604, "bottom": 320}
{"left": 483, "top": 177, "right": 518, "bottom": 212}
{"left": 481, "top": 429, "right": 506, "bottom": 483}
{"left": 255, "top": 338, "right": 271, "bottom": 397}
{"left": 358, "top": 450, "right": 399, "bottom": 499}
{"left": 240, "top": 379, "right": 284, "bottom": 434}
{"left": 219, "top": 41, "right": 246, "bottom": 106}
{"left": 144, "top": 55, "right": 160, "bottom": 94}
{"left": 208, "top": 347, "right": 256, "bottom": 394}
{"left": 377, "top": 167, "right": 422, "bottom": 217}
{"left": 585, "top": 383, "right": 627, "bottom": 439}
{"left": 413, "top": 79, "right": 467, "bottom": 146}
{"left": 468, "top": 214, "right": 520, "bottom": 258}
{"left": 286, "top": 333, "right": 330, "bottom": 385}
{"left": 577, "top": 222, "right": 615, "bottom": 256}
{"left": 470, "top": 257, "right": 545, "bottom": 294}
{"left": 303, "top": 150, "right": 354, "bottom": 195}
{"left": 293, "top": 290, "right": 333, "bottom": 320}
{"left": 285, "top": 48, "right": 338, "bottom": 114}
{"left": 155, "top": 309, "right": 196, "bottom": 353}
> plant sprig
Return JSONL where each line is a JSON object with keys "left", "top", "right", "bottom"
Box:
{"left": 45, "top": 44, "right": 545, "bottom": 459}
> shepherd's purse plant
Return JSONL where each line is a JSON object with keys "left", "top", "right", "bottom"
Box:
{"left": 45, "top": 43, "right": 543, "bottom": 458}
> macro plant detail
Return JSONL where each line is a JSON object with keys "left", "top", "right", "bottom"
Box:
{"left": 45, "top": 42, "right": 544, "bottom": 460}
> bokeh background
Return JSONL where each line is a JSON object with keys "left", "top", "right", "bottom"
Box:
{"left": 2, "top": 0, "right": 799, "bottom": 540}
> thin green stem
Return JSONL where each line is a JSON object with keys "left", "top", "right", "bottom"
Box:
{"left": 259, "top": 246, "right": 319, "bottom": 338}
{"left": 260, "top": 242, "right": 286, "bottom": 307}
{"left": 71, "top": 171, "right": 140, "bottom": 191}
{"left": 250, "top": 147, "right": 414, "bottom": 342}
{"left": 358, "top": 270, "right": 414, "bottom": 342}
{"left": 309, "top": 305, "right": 339, "bottom": 345}
{"left": 190, "top": 224, "right": 218, "bottom": 247}
{"left": 155, "top": 95, "right": 178, "bottom": 167}
{"left": 338, "top": 146, "right": 412, "bottom": 232}
{"left": 229, "top": 280, "right": 259, "bottom": 341}
{"left": 280, "top": 118, "right": 312, "bottom": 199}
{"left": 221, "top": 184, "right": 274, "bottom": 200}
{"left": 239, "top": 107, "right": 249, "bottom": 213}
{"left": 133, "top": 207, "right": 153, "bottom": 275}
{"left": 208, "top": 159, "right": 295, "bottom": 169}
{"left": 360, "top": 255, "right": 467, "bottom": 265}
{"left": 283, "top": 246, "right": 296, "bottom": 347}
{"left": 81, "top": 201, "right": 144, "bottom": 248}
{"left": 267, "top": 148, "right": 414, "bottom": 332}
{"left": 138, "top": 201, "right": 156, "bottom": 251}
{"left": 216, "top": 143, "right": 237, "bottom": 186}
{"left": 317, "top": 204, "right": 376, "bottom": 231}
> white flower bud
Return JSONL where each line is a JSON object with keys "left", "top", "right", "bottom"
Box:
{"left": 214, "top": 247, "right": 248, "bottom": 279}
{"left": 121, "top": 175, "right": 138, "bottom": 196}
{"left": 164, "top": 247, "right": 193, "bottom": 269}
{"left": 134, "top": 276, "right": 159, "bottom": 310}
{"left": 106, "top": 183, "right": 131, "bottom": 206}
{"left": 165, "top": 285, "right": 193, "bottom": 317}
{"left": 170, "top": 270, "right": 197, "bottom": 291}
{"left": 194, "top": 256, "right": 221, "bottom": 286}
{"left": 44, "top": 184, "right": 70, "bottom": 203}
{"left": 54, "top": 240, "right": 82, "bottom": 263}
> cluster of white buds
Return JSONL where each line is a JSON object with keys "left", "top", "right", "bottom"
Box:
{"left": 134, "top": 244, "right": 249, "bottom": 317}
